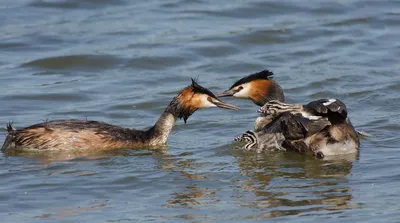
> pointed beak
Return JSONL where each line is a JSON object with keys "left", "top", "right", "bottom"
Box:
{"left": 257, "top": 105, "right": 270, "bottom": 115}
{"left": 215, "top": 89, "right": 237, "bottom": 97}
{"left": 210, "top": 98, "right": 240, "bottom": 110}
{"left": 257, "top": 107, "right": 266, "bottom": 114}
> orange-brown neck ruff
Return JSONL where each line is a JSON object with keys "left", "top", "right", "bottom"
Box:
{"left": 249, "top": 79, "right": 285, "bottom": 106}
{"left": 167, "top": 86, "right": 198, "bottom": 123}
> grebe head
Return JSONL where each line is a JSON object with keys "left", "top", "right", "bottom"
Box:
{"left": 216, "top": 70, "right": 285, "bottom": 106}
{"left": 171, "top": 79, "right": 240, "bottom": 123}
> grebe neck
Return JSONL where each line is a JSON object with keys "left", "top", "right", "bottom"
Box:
{"left": 147, "top": 112, "right": 176, "bottom": 145}
{"left": 146, "top": 96, "right": 187, "bottom": 145}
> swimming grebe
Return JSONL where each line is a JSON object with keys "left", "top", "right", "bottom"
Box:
{"left": 234, "top": 99, "right": 360, "bottom": 158}
{"left": 1, "top": 79, "right": 239, "bottom": 152}
{"left": 217, "top": 69, "right": 368, "bottom": 137}
{"left": 216, "top": 70, "right": 285, "bottom": 131}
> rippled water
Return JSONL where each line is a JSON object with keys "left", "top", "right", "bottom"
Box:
{"left": 1, "top": 0, "right": 400, "bottom": 222}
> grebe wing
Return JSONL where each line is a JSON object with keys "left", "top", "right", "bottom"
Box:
{"left": 262, "top": 112, "right": 331, "bottom": 141}
{"left": 304, "top": 99, "right": 348, "bottom": 121}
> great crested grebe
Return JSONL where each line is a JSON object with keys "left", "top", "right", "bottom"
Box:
{"left": 216, "top": 70, "right": 285, "bottom": 131}
{"left": 234, "top": 99, "right": 360, "bottom": 159}
{"left": 217, "top": 69, "right": 368, "bottom": 136}
{"left": 1, "top": 79, "right": 239, "bottom": 152}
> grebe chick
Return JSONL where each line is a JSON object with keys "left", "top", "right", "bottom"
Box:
{"left": 2, "top": 79, "right": 239, "bottom": 152}
{"left": 234, "top": 99, "right": 360, "bottom": 159}
{"left": 216, "top": 70, "right": 284, "bottom": 131}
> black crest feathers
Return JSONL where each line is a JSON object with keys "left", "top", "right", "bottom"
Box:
{"left": 191, "top": 78, "right": 217, "bottom": 99}
{"left": 230, "top": 70, "right": 274, "bottom": 89}
{"left": 6, "top": 122, "right": 16, "bottom": 133}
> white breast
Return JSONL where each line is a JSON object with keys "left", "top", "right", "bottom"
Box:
{"left": 317, "top": 139, "right": 358, "bottom": 156}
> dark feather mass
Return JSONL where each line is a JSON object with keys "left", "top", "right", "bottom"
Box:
{"left": 304, "top": 99, "right": 348, "bottom": 122}
{"left": 6, "top": 122, "right": 15, "bottom": 133}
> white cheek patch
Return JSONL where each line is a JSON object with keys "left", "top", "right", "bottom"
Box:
{"left": 233, "top": 83, "right": 250, "bottom": 98}
{"left": 199, "top": 95, "right": 216, "bottom": 108}
{"left": 323, "top": 99, "right": 336, "bottom": 106}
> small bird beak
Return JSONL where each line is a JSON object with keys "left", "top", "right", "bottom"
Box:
{"left": 257, "top": 105, "right": 269, "bottom": 114}
{"left": 257, "top": 108, "right": 265, "bottom": 114}
{"left": 210, "top": 98, "right": 240, "bottom": 110}
{"left": 215, "top": 89, "right": 237, "bottom": 97}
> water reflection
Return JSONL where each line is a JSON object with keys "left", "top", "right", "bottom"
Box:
{"left": 2, "top": 143, "right": 362, "bottom": 220}
{"left": 2, "top": 146, "right": 167, "bottom": 164}
{"left": 136, "top": 144, "right": 363, "bottom": 220}
{"left": 166, "top": 185, "right": 219, "bottom": 208}
{"left": 233, "top": 150, "right": 360, "bottom": 218}
{"left": 35, "top": 201, "right": 108, "bottom": 219}
{"left": 152, "top": 152, "right": 218, "bottom": 209}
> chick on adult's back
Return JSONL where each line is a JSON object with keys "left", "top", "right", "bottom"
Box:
{"left": 2, "top": 79, "right": 239, "bottom": 152}
{"left": 235, "top": 99, "right": 360, "bottom": 159}
{"left": 217, "top": 69, "right": 367, "bottom": 138}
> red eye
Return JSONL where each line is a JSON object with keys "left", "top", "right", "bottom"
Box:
{"left": 238, "top": 86, "right": 243, "bottom": 90}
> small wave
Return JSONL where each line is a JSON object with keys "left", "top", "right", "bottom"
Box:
{"left": 28, "top": 0, "right": 126, "bottom": 10}
{"left": 22, "top": 54, "right": 123, "bottom": 71}
{"left": 2, "top": 92, "right": 89, "bottom": 102}
{"left": 189, "top": 45, "right": 240, "bottom": 58}
{"left": 326, "top": 17, "right": 371, "bottom": 27}
{"left": 0, "top": 42, "right": 30, "bottom": 51}
{"left": 125, "top": 56, "right": 189, "bottom": 70}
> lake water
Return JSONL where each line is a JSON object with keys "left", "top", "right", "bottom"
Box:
{"left": 1, "top": 0, "right": 399, "bottom": 222}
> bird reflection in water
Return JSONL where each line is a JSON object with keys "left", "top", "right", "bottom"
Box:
{"left": 147, "top": 147, "right": 362, "bottom": 220}
{"left": 153, "top": 152, "right": 220, "bottom": 209}
{"left": 3, "top": 139, "right": 363, "bottom": 220}
{"left": 2, "top": 145, "right": 168, "bottom": 164}
{"left": 232, "top": 150, "right": 361, "bottom": 218}
{"left": 35, "top": 200, "right": 108, "bottom": 219}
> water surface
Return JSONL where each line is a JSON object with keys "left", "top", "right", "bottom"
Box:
{"left": 1, "top": 0, "right": 399, "bottom": 222}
